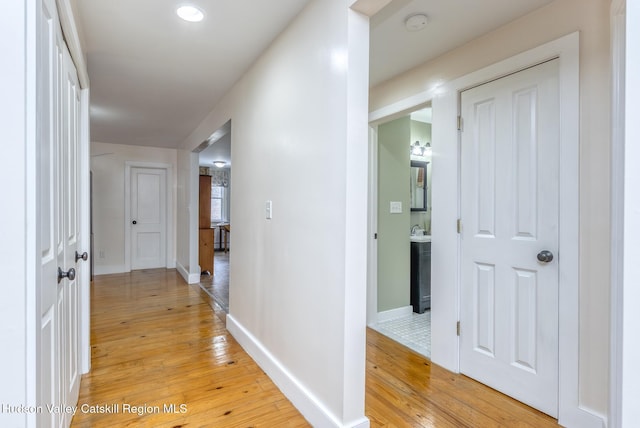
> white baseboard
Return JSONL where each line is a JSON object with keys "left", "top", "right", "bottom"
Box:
{"left": 226, "top": 315, "right": 370, "bottom": 428}
{"left": 374, "top": 305, "right": 413, "bottom": 324}
{"left": 176, "top": 261, "right": 200, "bottom": 284}
{"left": 559, "top": 405, "right": 606, "bottom": 428}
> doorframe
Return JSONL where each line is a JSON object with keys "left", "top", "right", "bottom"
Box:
{"left": 124, "top": 162, "right": 174, "bottom": 272}
{"left": 366, "top": 126, "right": 378, "bottom": 326}
{"left": 368, "top": 32, "right": 603, "bottom": 427}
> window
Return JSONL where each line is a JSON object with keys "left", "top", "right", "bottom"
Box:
{"left": 211, "top": 185, "right": 225, "bottom": 223}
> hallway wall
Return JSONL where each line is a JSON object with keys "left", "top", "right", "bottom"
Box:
{"left": 176, "top": 1, "right": 369, "bottom": 426}
{"left": 91, "top": 141, "right": 178, "bottom": 274}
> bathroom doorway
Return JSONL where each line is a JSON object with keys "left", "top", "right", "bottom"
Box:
{"left": 368, "top": 104, "right": 433, "bottom": 359}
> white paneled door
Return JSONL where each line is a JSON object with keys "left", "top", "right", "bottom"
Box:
{"left": 459, "top": 59, "right": 560, "bottom": 417}
{"left": 37, "top": 0, "right": 82, "bottom": 426}
{"left": 130, "top": 168, "right": 167, "bottom": 269}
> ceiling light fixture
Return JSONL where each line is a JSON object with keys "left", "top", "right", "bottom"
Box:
{"left": 213, "top": 161, "right": 226, "bottom": 168}
{"left": 404, "top": 13, "right": 428, "bottom": 32}
{"left": 177, "top": 5, "right": 204, "bottom": 22}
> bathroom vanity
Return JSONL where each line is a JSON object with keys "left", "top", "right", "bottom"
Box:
{"left": 410, "top": 236, "right": 431, "bottom": 313}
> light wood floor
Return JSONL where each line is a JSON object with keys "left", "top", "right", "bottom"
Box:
{"left": 72, "top": 269, "right": 558, "bottom": 427}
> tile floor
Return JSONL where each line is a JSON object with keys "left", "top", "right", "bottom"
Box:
{"left": 371, "top": 310, "right": 431, "bottom": 358}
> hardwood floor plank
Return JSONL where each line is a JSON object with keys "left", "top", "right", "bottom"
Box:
{"left": 72, "top": 269, "right": 559, "bottom": 427}
{"left": 72, "top": 269, "right": 309, "bottom": 428}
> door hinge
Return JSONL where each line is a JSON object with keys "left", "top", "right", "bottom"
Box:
{"left": 457, "top": 321, "right": 461, "bottom": 336}
{"left": 457, "top": 115, "right": 463, "bottom": 131}
{"left": 374, "top": 233, "right": 378, "bottom": 239}
{"left": 457, "top": 218, "right": 462, "bottom": 234}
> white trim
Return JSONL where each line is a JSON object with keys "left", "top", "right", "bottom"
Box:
{"left": 227, "top": 315, "right": 370, "bottom": 428}
{"left": 374, "top": 306, "right": 413, "bottom": 324}
{"left": 369, "top": 88, "right": 439, "bottom": 124}
{"left": 124, "top": 161, "right": 174, "bottom": 272}
{"left": 56, "top": 0, "right": 89, "bottom": 88}
{"left": 366, "top": 126, "right": 378, "bottom": 326}
{"left": 177, "top": 260, "right": 200, "bottom": 284}
{"left": 78, "top": 88, "right": 91, "bottom": 375}
{"left": 367, "top": 33, "right": 603, "bottom": 427}
{"left": 24, "top": 1, "right": 38, "bottom": 424}
{"left": 622, "top": 2, "right": 640, "bottom": 426}
{"left": 610, "top": 2, "right": 625, "bottom": 427}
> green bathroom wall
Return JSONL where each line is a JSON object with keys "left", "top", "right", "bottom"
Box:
{"left": 377, "top": 116, "right": 411, "bottom": 313}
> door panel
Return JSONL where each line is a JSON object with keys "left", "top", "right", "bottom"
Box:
{"left": 37, "top": 0, "right": 59, "bottom": 425}
{"left": 131, "top": 168, "right": 167, "bottom": 269}
{"left": 61, "top": 47, "right": 81, "bottom": 427}
{"left": 460, "top": 59, "right": 560, "bottom": 417}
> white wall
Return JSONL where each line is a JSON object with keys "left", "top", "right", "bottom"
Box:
{"left": 176, "top": 149, "right": 200, "bottom": 283}
{"left": 370, "top": 0, "right": 610, "bottom": 421}
{"left": 177, "top": 1, "right": 370, "bottom": 426}
{"left": 91, "top": 142, "right": 178, "bottom": 274}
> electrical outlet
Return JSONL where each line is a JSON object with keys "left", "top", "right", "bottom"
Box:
{"left": 390, "top": 201, "right": 402, "bottom": 214}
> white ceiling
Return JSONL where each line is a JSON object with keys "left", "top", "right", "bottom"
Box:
{"left": 370, "top": 0, "right": 553, "bottom": 85}
{"left": 75, "top": 0, "right": 554, "bottom": 164}
{"left": 75, "top": 0, "right": 313, "bottom": 149}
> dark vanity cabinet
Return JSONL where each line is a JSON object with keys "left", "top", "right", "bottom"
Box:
{"left": 410, "top": 241, "right": 431, "bottom": 313}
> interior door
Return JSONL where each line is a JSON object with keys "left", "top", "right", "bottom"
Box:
{"left": 37, "top": 0, "right": 82, "bottom": 425}
{"left": 131, "top": 167, "right": 167, "bottom": 269}
{"left": 459, "top": 59, "right": 560, "bottom": 417}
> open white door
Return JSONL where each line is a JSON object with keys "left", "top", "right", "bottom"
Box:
{"left": 459, "top": 59, "right": 560, "bottom": 417}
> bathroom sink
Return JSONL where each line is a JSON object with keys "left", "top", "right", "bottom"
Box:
{"left": 410, "top": 235, "right": 431, "bottom": 243}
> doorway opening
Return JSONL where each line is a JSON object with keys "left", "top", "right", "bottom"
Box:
{"left": 193, "top": 120, "right": 232, "bottom": 313}
{"left": 368, "top": 104, "right": 433, "bottom": 359}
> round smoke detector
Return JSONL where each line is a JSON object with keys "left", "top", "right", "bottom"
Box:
{"left": 404, "top": 13, "right": 429, "bottom": 32}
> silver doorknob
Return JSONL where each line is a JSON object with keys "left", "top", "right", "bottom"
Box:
{"left": 57, "top": 267, "right": 76, "bottom": 283}
{"left": 75, "top": 251, "right": 88, "bottom": 262}
{"left": 537, "top": 250, "right": 554, "bottom": 263}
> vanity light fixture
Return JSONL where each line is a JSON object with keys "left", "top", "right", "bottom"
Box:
{"left": 213, "top": 161, "right": 226, "bottom": 168}
{"left": 411, "top": 141, "right": 424, "bottom": 156}
{"left": 177, "top": 5, "right": 204, "bottom": 22}
{"left": 411, "top": 141, "right": 431, "bottom": 156}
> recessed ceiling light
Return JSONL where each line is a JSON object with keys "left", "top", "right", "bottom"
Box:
{"left": 177, "top": 5, "right": 204, "bottom": 22}
{"left": 405, "top": 13, "right": 428, "bottom": 32}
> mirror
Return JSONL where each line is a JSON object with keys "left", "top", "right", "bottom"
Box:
{"left": 410, "top": 161, "right": 428, "bottom": 211}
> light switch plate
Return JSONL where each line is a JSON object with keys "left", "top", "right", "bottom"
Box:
{"left": 390, "top": 201, "right": 402, "bottom": 214}
{"left": 266, "top": 200, "right": 272, "bottom": 219}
